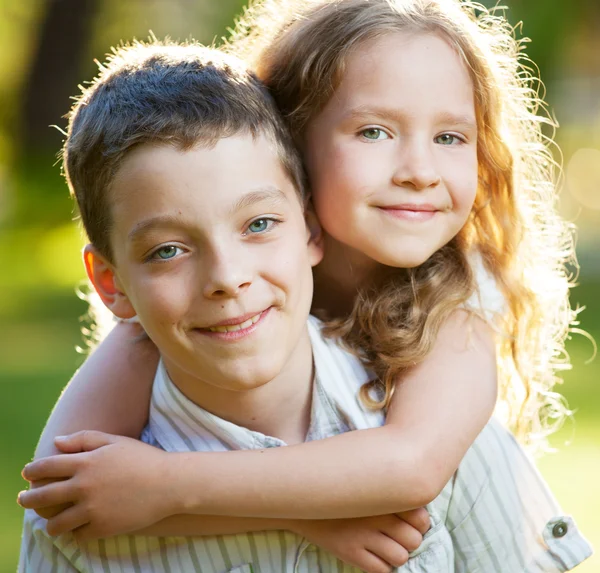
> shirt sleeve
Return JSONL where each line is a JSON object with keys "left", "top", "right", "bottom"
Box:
{"left": 445, "top": 418, "right": 593, "bottom": 572}
{"left": 19, "top": 510, "right": 81, "bottom": 572}
{"left": 464, "top": 252, "right": 507, "bottom": 324}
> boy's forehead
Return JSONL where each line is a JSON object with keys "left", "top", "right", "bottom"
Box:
{"left": 113, "top": 135, "right": 295, "bottom": 191}
{"left": 108, "top": 135, "right": 303, "bottom": 237}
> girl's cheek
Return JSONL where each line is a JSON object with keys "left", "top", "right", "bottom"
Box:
{"left": 462, "top": 169, "right": 479, "bottom": 206}
{"left": 327, "top": 146, "right": 368, "bottom": 184}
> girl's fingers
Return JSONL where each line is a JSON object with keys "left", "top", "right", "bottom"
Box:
{"left": 34, "top": 502, "right": 72, "bottom": 520}
{"left": 46, "top": 505, "right": 89, "bottom": 537}
{"left": 395, "top": 507, "right": 431, "bottom": 535}
{"left": 18, "top": 480, "right": 77, "bottom": 510}
{"left": 72, "top": 523, "right": 95, "bottom": 544}
{"left": 385, "top": 518, "right": 423, "bottom": 553}
{"left": 366, "top": 533, "right": 410, "bottom": 568}
{"left": 54, "top": 430, "right": 117, "bottom": 454}
{"left": 355, "top": 550, "right": 394, "bottom": 573}
{"left": 22, "top": 453, "right": 83, "bottom": 481}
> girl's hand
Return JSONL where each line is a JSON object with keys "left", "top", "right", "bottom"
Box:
{"left": 294, "top": 508, "right": 430, "bottom": 573}
{"left": 18, "top": 431, "right": 178, "bottom": 540}
{"left": 26, "top": 478, "right": 71, "bottom": 520}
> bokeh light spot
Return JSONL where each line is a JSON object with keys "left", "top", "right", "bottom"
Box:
{"left": 567, "top": 147, "right": 600, "bottom": 210}
{"left": 36, "top": 222, "right": 86, "bottom": 287}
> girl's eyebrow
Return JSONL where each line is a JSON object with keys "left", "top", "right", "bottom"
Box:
{"left": 434, "top": 111, "right": 477, "bottom": 130}
{"left": 342, "top": 106, "right": 406, "bottom": 124}
{"left": 343, "top": 106, "right": 476, "bottom": 130}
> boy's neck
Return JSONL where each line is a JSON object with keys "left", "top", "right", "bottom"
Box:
{"left": 162, "top": 327, "right": 314, "bottom": 445}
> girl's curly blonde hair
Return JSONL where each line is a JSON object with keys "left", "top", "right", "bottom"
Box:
{"left": 227, "top": 0, "right": 578, "bottom": 449}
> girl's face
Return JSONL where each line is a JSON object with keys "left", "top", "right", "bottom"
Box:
{"left": 304, "top": 31, "right": 478, "bottom": 270}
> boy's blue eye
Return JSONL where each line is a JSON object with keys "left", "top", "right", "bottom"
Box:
{"left": 153, "top": 245, "right": 181, "bottom": 260}
{"left": 361, "top": 128, "right": 389, "bottom": 141}
{"left": 247, "top": 218, "right": 273, "bottom": 233}
{"left": 435, "top": 133, "right": 462, "bottom": 145}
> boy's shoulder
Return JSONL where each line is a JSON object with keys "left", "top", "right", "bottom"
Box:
{"left": 306, "top": 314, "right": 364, "bottom": 381}
{"left": 442, "top": 417, "right": 593, "bottom": 570}
{"left": 307, "top": 315, "right": 381, "bottom": 425}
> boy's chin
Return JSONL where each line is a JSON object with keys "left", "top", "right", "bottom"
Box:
{"left": 214, "top": 363, "right": 284, "bottom": 392}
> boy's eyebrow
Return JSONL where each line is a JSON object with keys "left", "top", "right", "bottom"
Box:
{"left": 231, "top": 186, "right": 289, "bottom": 213}
{"left": 127, "top": 214, "right": 189, "bottom": 243}
{"left": 345, "top": 106, "right": 477, "bottom": 130}
{"left": 127, "top": 187, "right": 289, "bottom": 243}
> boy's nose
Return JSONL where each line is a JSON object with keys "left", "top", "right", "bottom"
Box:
{"left": 202, "top": 251, "right": 252, "bottom": 299}
{"left": 392, "top": 142, "right": 441, "bottom": 190}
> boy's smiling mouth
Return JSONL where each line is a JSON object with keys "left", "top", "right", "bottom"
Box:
{"left": 195, "top": 308, "right": 272, "bottom": 339}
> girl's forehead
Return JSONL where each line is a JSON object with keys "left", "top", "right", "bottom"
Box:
{"left": 330, "top": 31, "right": 474, "bottom": 113}
{"left": 344, "top": 30, "right": 463, "bottom": 75}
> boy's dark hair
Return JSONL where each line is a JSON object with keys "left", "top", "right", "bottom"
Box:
{"left": 63, "top": 40, "right": 305, "bottom": 261}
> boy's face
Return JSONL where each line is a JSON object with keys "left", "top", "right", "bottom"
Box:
{"left": 91, "top": 135, "right": 322, "bottom": 392}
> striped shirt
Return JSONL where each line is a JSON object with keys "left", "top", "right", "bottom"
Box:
{"left": 20, "top": 316, "right": 592, "bottom": 572}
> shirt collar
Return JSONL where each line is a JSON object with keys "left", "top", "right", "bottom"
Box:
{"left": 147, "top": 319, "right": 351, "bottom": 452}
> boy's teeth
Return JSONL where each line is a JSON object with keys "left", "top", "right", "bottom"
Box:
{"left": 207, "top": 312, "right": 262, "bottom": 332}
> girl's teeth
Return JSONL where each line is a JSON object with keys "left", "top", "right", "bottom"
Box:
{"left": 207, "top": 312, "right": 262, "bottom": 333}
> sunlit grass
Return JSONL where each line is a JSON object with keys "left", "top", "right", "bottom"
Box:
{"left": 539, "top": 427, "right": 600, "bottom": 572}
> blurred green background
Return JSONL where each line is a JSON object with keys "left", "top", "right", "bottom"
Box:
{"left": 1, "top": 0, "right": 598, "bottom": 571}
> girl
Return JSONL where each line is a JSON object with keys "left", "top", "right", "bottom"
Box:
{"left": 21, "top": 0, "right": 582, "bottom": 570}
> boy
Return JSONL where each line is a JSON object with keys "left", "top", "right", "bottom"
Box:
{"left": 20, "top": 41, "right": 590, "bottom": 572}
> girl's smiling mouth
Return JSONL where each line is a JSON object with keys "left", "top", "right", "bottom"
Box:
{"left": 377, "top": 203, "right": 443, "bottom": 222}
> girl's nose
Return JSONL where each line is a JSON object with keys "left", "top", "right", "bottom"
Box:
{"left": 392, "top": 142, "right": 441, "bottom": 190}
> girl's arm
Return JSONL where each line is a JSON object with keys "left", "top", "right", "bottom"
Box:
{"left": 143, "top": 512, "right": 429, "bottom": 573}
{"left": 35, "top": 321, "right": 158, "bottom": 460}
{"left": 172, "top": 310, "right": 498, "bottom": 518}
{"left": 31, "top": 321, "right": 158, "bottom": 519}
{"left": 23, "top": 310, "right": 497, "bottom": 524}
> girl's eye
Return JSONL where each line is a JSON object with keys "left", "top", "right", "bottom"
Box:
{"left": 360, "top": 128, "right": 389, "bottom": 141}
{"left": 246, "top": 218, "right": 278, "bottom": 234}
{"left": 435, "top": 133, "right": 463, "bottom": 145}
{"left": 151, "top": 245, "right": 183, "bottom": 260}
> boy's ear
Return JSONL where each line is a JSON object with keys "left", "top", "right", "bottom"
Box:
{"left": 305, "top": 207, "right": 324, "bottom": 267}
{"left": 83, "top": 245, "right": 136, "bottom": 319}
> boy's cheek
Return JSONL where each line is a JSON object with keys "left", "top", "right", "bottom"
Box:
{"left": 124, "top": 280, "right": 187, "bottom": 329}
{"left": 268, "top": 240, "right": 314, "bottom": 281}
